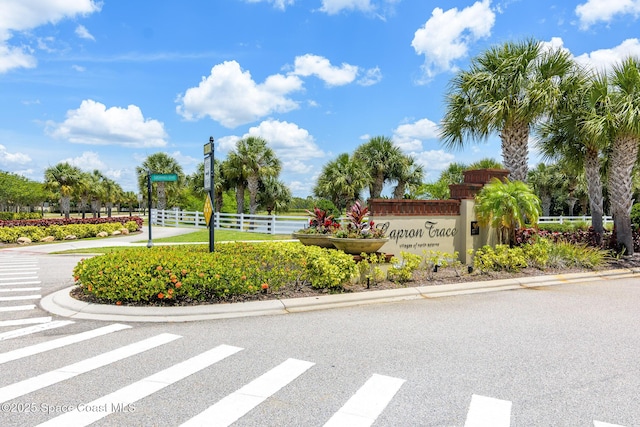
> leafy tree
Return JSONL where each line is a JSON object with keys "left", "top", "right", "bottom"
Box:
{"left": 314, "top": 153, "right": 369, "bottom": 212}
{"left": 136, "top": 153, "right": 184, "bottom": 210}
{"left": 392, "top": 156, "right": 424, "bottom": 199}
{"left": 354, "top": 136, "right": 404, "bottom": 199}
{"left": 258, "top": 177, "right": 292, "bottom": 214}
{"left": 44, "top": 162, "right": 82, "bottom": 218}
{"left": 475, "top": 178, "right": 541, "bottom": 246}
{"left": 440, "top": 39, "right": 574, "bottom": 181}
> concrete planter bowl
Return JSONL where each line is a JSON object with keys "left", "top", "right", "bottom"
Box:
{"left": 291, "top": 232, "right": 335, "bottom": 248}
{"left": 329, "top": 237, "right": 389, "bottom": 255}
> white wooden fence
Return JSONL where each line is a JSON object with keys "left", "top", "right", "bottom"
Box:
{"left": 538, "top": 215, "right": 613, "bottom": 225}
{"left": 151, "top": 209, "right": 308, "bottom": 235}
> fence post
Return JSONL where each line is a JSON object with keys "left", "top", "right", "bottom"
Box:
{"left": 270, "top": 214, "right": 276, "bottom": 234}
{"left": 240, "top": 213, "right": 244, "bottom": 231}
{"left": 174, "top": 207, "right": 179, "bottom": 227}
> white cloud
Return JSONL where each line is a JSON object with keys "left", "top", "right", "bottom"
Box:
{"left": 243, "top": 119, "right": 325, "bottom": 160}
{"left": 0, "top": 0, "right": 101, "bottom": 73}
{"left": 574, "top": 38, "right": 640, "bottom": 71}
{"left": 244, "top": 0, "right": 295, "bottom": 10}
{"left": 411, "top": 0, "right": 495, "bottom": 82}
{"left": 320, "top": 0, "right": 374, "bottom": 14}
{"left": 292, "top": 54, "right": 359, "bottom": 86}
{"left": 576, "top": 0, "right": 640, "bottom": 30}
{"left": 176, "top": 60, "right": 303, "bottom": 128}
{"left": 357, "top": 66, "right": 383, "bottom": 86}
{"left": 47, "top": 99, "right": 168, "bottom": 148}
{"left": 170, "top": 151, "right": 199, "bottom": 168}
{"left": 61, "top": 151, "right": 106, "bottom": 171}
{"left": 0, "top": 144, "right": 31, "bottom": 165}
{"left": 75, "top": 24, "right": 95, "bottom": 41}
{"left": 392, "top": 118, "right": 440, "bottom": 152}
{"left": 72, "top": 64, "right": 86, "bottom": 72}
{"left": 411, "top": 150, "right": 456, "bottom": 172}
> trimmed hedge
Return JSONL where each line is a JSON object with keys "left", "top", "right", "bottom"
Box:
{"left": 0, "top": 221, "right": 140, "bottom": 243}
{"left": 0, "top": 212, "right": 43, "bottom": 221}
{"left": 0, "top": 216, "right": 143, "bottom": 229}
{"left": 74, "top": 242, "right": 359, "bottom": 304}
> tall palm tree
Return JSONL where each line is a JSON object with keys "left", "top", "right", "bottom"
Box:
{"left": 87, "top": 170, "right": 105, "bottom": 218}
{"left": 475, "top": 178, "right": 542, "bottom": 246}
{"left": 238, "top": 137, "right": 281, "bottom": 215}
{"left": 313, "top": 153, "right": 370, "bottom": 212}
{"left": 75, "top": 171, "right": 92, "bottom": 219}
{"left": 537, "top": 66, "right": 607, "bottom": 241}
{"left": 44, "top": 162, "right": 81, "bottom": 218}
{"left": 392, "top": 155, "right": 424, "bottom": 199}
{"left": 222, "top": 156, "right": 246, "bottom": 215}
{"left": 102, "top": 177, "right": 122, "bottom": 217}
{"left": 596, "top": 57, "right": 640, "bottom": 254}
{"left": 353, "top": 136, "right": 404, "bottom": 199}
{"left": 527, "top": 163, "right": 564, "bottom": 216}
{"left": 440, "top": 39, "right": 574, "bottom": 181}
{"left": 136, "top": 153, "right": 184, "bottom": 210}
{"left": 468, "top": 158, "right": 503, "bottom": 170}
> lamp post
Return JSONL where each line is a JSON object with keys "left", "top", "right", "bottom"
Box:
{"left": 204, "top": 136, "right": 215, "bottom": 252}
{"left": 147, "top": 171, "right": 153, "bottom": 248}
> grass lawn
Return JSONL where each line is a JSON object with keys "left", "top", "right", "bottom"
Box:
{"left": 141, "top": 229, "right": 292, "bottom": 243}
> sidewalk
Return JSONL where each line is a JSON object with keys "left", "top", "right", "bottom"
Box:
{"left": 4, "top": 226, "right": 640, "bottom": 323}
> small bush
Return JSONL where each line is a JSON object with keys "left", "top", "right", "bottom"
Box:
{"left": 388, "top": 252, "right": 422, "bottom": 284}
{"left": 74, "top": 242, "right": 358, "bottom": 303}
{"left": 0, "top": 222, "right": 135, "bottom": 243}
{"left": 0, "top": 212, "right": 43, "bottom": 220}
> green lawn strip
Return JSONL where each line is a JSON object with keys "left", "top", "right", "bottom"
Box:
{"left": 137, "top": 229, "right": 292, "bottom": 243}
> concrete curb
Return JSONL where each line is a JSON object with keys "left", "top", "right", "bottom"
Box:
{"left": 40, "top": 267, "right": 640, "bottom": 323}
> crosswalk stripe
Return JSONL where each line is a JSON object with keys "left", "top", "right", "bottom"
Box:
{"left": 0, "top": 333, "right": 182, "bottom": 404}
{"left": 0, "top": 271, "right": 38, "bottom": 275}
{"left": 0, "top": 320, "right": 73, "bottom": 340}
{"left": 36, "top": 344, "right": 244, "bottom": 427}
{"left": 0, "top": 304, "right": 35, "bottom": 312}
{"left": 0, "top": 316, "right": 54, "bottom": 328}
{"left": 0, "top": 323, "right": 132, "bottom": 365}
{"left": 0, "top": 267, "right": 39, "bottom": 271}
{"left": 0, "top": 281, "right": 41, "bottom": 286}
{"left": 181, "top": 357, "right": 315, "bottom": 427}
{"left": 464, "top": 394, "right": 512, "bottom": 427}
{"left": 323, "top": 374, "right": 405, "bottom": 427}
{"left": 0, "top": 294, "right": 41, "bottom": 301}
{"left": 0, "top": 277, "right": 38, "bottom": 282}
{"left": 0, "top": 287, "right": 41, "bottom": 292}
{"left": 594, "top": 421, "right": 626, "bottom": 427}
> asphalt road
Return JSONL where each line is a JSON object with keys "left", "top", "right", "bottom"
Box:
{"left": 0, "top": 245, "right": 638, "bottom": 426}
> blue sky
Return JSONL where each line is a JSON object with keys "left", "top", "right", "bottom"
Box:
{"left": 1, "top": 0, "right": 640, "bottom": 198}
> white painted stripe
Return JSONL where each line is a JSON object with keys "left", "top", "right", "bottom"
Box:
{"left": 0, "top": 271, "right": 37, "bottom": 275}
{"left": 323, "top": 374, "right": 405, "bottom": 427}
{"left": 0, "top": 287, "right": 41, "bottom": 292}
{"left": 464, "top": 394, "right": 512, "bottom": 427}
{"left": 0, "top": 277, "right": 38, "bottom": 281}
{"left": 181, "top": 358, "right": 314, "bottom": 427}
{"left": 0, "top": 281, "right": 41, "bottom": 286}
{"left": 0, "top": 267, "right": 39, "bottom": 271}
{"left": 0, "top": 304, "right": 35, "bottom": 312}
{"left": 0, "top": 316, "right": 53, "bottom": 328}
{"left": 0, "top": 320, "right": 73, "bottom": 340}
{"left": 0, "top": 294, "right": 41, "bottom": 301}
{"left": 594, "top": 421, "right": 626, "bottom": 427}
{"left": 37, "top": 344, "right": 243, "bottom": 427}
{"left": 0, "top": 323, "right": 132, "bottom": 365}
{"left": 0, "top": 333, "right": 181, "bottom": 404}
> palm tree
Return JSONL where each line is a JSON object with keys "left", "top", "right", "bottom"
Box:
{"left": 313, "top": 153, "right": 370, "bottom": 212}
{"left": 537, "top": 66, "right": 607, "bottom": 242}
{"left": 354, "top": 136, "right": 404, "bottom": 199}
{"left": 440, "top": 39, "right": 574, "bottom": 181}
{"left": 475, "top": 178, "right": 542, "bottom": 246}
{"left": 102, "top": 177, "right": 122, "bottom": 217}
{"left": 468, "top": 158, "right": 503, "bottom": 170}
{"left": 44, "top": 162, "right": 82, "bottom": 218}
{"left": 258, "top": 177, "right": 292, "bottom": 214}
{"left": 597, "top": 57, "right": 640, "bottom": 254}
{"left": 527, "top": 163, "right": 564, "bottom": 216}
{"left": 222, "top": 156, "right": 246, "bottom": 215}
{"left": 392, "top": 155, "right": 424, "bottom": 199}
{"left": 87, "top": 170, "right": 105, "bottom": 218}
{"left": 75, "top": 171, "right": 92, "bottom": 219}
{"left": 238, "top": 137, "right": 281, "bottom": 215}
{"left": 136, "top": 153, "right": 184, "bottom": 210}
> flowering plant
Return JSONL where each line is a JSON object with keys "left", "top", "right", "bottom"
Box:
{"left": 296, "top": 207, "right": 340, "bottom": 234}
{"left": 334, "top": 200, "right": 386, "bottom": 239}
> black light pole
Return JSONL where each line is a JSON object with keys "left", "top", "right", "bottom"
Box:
{"left": 147, "top": 171, "right": 153, "bottom": 248}
{"left": 208, "top": 136, "right": 215, "bottom": 252}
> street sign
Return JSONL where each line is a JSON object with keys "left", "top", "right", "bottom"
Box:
{"left": 204, "top": 193, "right": 213, "bottom": 226}
{"left": 203, "top": 156, "right": 211, "bottom": 191}
{"left": 150, "top": 173, "right": 178, "bottom": 183}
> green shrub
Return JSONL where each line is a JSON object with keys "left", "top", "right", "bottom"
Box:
{"left": 388, "top": 252, "right": 422, "bottom": 284}
{"left": 473, "top": 245, "right": 528, "bottom": 272}
{"left": 0, "top": 222, "right": 132, "bottom": 243}
{"left": 74, "top": 242, "right": 358, "bottom": 303}
{"left": 0, "top": 212, "right": 42, "bottom": 220}
{"left": 631, "top": 203, "right": 640, "bottom": 229}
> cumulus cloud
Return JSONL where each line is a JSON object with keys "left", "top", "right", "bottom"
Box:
{"left": 47, "top": 99, "right": 168, "bottom": 148}
{"left": 292, "top": 54, "right": 359, "bottom": 86}
{"left": 243, "top": 119, "right": 325, "bottom": 160}
{"left": 75, "top": 24, "right": 95, "bottom": 41}
{"left": 574, "top": 38, "right": 640, "bottom": 71}
{"left": 62, "top": 151, "right": 106, "bottom": 170}
{"left": 357, "top": 66, "right": 383, "bottom": 86}
{"left": 0, "top": 0, "right": 101, "bottom": 73}
{"left": 576, "top": 0, "right": 640, "bottom": 30}
{"left": 176, "top": 60, "right": 303, "bottom": 128}
{"left": 411, "top": 0, "right": 495, "bottom": 82}
{"left": 411, "top": 150, "right": 456, "bottom": 173}
{"left": 392, "top": 118, "right": 440, "bottom": 152}
{"left": 0, "top": 144, "right": 31, "bottom": 165}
